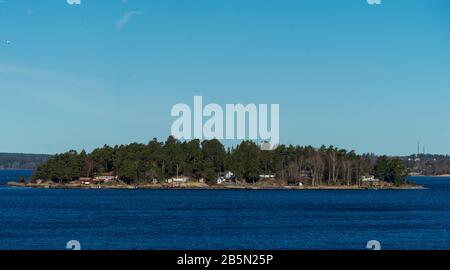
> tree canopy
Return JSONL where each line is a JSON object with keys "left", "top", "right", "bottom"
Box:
{"left": 374, "top": 156, "right": 408, "bottom": 185}
{"left": 33, "top": 136, "right": 407, "bottom": 186}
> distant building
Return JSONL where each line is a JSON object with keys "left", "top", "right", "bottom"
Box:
{"left": 79, "top": 178, "right": 92, "bottom": 185}
{"left": 224, "top": 171, "right": 235, "bottom": 179}
{"left": 361, "top": 175, "right": 379, "bottom": 182}
{"left": 94, "top": 172, "right": 117, "bottom": 183}
{"left": 361, "top": 175, "right": 381, "bottom": 188}
{"left": 167, "top": 177, "right": 188, "bottom": 184}
{"left": 259, "top": 174, "right": 276, "bottom": 179}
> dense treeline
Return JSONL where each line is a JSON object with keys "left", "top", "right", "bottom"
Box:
{"left": 0, "top": 153, "right": 51, "bottom": 170}
{"left": 33, "top": 136, "right": 408, "bottom": 185}
{"left": 374, "top": 156, "right": 409, "bottom": 185}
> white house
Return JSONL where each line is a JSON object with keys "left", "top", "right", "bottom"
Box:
{"left": 224, "top": 171, "right": 235, "bottom": 179}
{"left": 361, "top": 175, "right": 380, "bottom": 182}
{"left": 168, "top": 177, "right": 188, "bottom": 184}
{"left": 94, "top": 172, "right": 118, "bottom": 183}
{"left": 259, "top": 174, "right": 276, "bottom": 179}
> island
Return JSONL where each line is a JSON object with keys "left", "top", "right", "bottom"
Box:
{"left": 7, "top": 136, "right": 423, "bottom": 190}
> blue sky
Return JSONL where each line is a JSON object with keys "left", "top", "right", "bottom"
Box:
{"left": 0, "top": 0, "right": 449, "bottom": 155}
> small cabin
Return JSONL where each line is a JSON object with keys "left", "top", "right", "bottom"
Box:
{"left": 361, "top": 175, "right": 381, "bottom": 188}
{"left": 167, "top": 177, "right": 188, "bottom": 184}
{"left": 94, "top": 172, "right": 118, "bottom": 183}
{"left": 259, "top": 174, "right": 276, "bottom": 180}
{"left": 224, "top": 171, "right": 235, "bottom": 180}
{"left": 79, "top": 178, "right": 92, "bottom": 185}
{"left": 361, "top": 175, "right": 379, "bottom": 183}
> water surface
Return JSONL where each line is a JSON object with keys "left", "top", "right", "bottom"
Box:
{"left": 0, "top": 172, "right": 449, "bottom": 250}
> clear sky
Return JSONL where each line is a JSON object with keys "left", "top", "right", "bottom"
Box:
{"left": 1, "top": 0, "right": 449, "bottom": 155}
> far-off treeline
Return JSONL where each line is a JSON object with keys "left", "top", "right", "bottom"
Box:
{"left": 33, "top": 136, "right": 408, "bottom": 186}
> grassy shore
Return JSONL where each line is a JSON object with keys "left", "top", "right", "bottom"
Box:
{"left": 6, "top": 181, "right": 425, "bottom": 190}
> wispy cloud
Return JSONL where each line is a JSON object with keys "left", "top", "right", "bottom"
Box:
{"left": 116, "top": 11, "right": 143, "bottom": 30}
{"left": 0, "top": 63, "right": 74, "bottom": 81}
{"left": 0, "top": 62, "right": 110, "bottom": 110}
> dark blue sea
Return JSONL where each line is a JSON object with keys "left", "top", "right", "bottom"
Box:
{"left": 0, "top": 170, "right": 449, "bottom": 250}
{"left": 0, "top": 170, "right": 33, "bottom": 185}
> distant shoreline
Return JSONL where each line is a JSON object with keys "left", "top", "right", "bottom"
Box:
{"left": 0, "top": 168, "right": 34, "bottom": 171}
{"left": 409, "top": 174, "right": 450, "bottom": 177}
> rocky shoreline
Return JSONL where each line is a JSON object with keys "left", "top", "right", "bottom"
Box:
{"left": 6, "top": 181, "right": 425, "bottom": 190}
